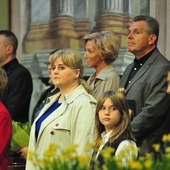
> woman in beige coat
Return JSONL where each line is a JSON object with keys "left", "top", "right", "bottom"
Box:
{"left": 26, "top": 49, "right": 97, "bottom": 170}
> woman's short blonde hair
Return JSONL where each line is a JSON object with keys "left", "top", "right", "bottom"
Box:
{"left": 0, "top": 67, "right": 8, "bottom": 95}
{"left": 82, "top": 31, "right": 120, "bottom": 64}
{"left": 50, "top": 48, "right": 92, "bottom": 93}
{"left": 50, "top": 48, "right": 84, "bottom": 78}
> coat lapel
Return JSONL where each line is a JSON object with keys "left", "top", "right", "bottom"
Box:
{"left": 120, "top": 63, "right": 134, "bottom": 87}
{"left": 33, "top": 92, "right": 68, "bottom": 143}
{"left": 121, "top": 49, "right": 159, "bottom": 94}
{"left": 125, "top": 65, "right": 148, "bottom": 93}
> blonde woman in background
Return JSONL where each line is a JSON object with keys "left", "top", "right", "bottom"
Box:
{"left": 82, "top": 31, "right": 120, "bottom": 100}
{"left": 26, "top": 49, "right": 97, "bottom": 169}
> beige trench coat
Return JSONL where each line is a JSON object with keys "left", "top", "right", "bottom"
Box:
{"left": 26, "top": 85, "right": 97, "bottom": 170}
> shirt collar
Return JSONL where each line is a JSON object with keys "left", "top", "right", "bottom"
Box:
{"left": 134, "top": 48, "right": 156, "bottom": 66}
{"left": 101, "top": 130, "right": 113, "bottom": 143}
{"left": 2, "top": 58, "right": 18, "bottom": 75}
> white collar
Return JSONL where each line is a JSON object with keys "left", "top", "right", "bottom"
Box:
{"left": 101, "top": 130, "right": 113, "bottom": 144}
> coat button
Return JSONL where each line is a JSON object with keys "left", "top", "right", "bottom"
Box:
{"left": 55, "top": 123, "right": 59, "bottom": 126}
{"left": 50, "top": 131, "right": 54, "bottom": 135}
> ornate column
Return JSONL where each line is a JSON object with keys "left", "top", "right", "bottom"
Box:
{"left": 98, "top": 0, "right": 123, "bottom": 14}
{"left": 74, "top": 0, "right": 91, "bottom": 47}
{"left": 93, "top": 0, "right": 131, "bottom": 47}
{"left": 43, "top": 0, "right": 79, "bottom": 50}
{"left": 51, "top": 0, "right": 74, "bottom": 17}
{"left": 150, "top": 0, "right": 168, "bottom": 58}
{"left": 23, "top": 0, "right": 51, "bottom": 53}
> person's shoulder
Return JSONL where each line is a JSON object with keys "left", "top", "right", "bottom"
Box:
{"left": 116, "top": 139, "right": 138, "bottom": 156}
{"left": 0, "top": 101, "right": 8, "bottom": 111}
{"left": 156, "top": 55, "right": 170, "bottom": 65}
{"left": 10, "top": 62, "right": 32, "bottom": 80}
{"left": 98, "top": 65, "right": 120, "bottom": 80}
{"left": 106, "top": 70, "right": 120, "bottom": 79}
{"left": 152, "top": 49, "right": 170, "bottom": 65}
{"left": 72, "top": 86, "right": 97, "bottom": 104}
{"left": 76, "top": 92, "right": 97, "bottom": 104}
{"left": 149, "top": 55, "right": 170, "bottom": 71}
{"left": 119, "top": 139, "right": 136, "bottom": 147}
{"left": 65, "top": 85, "right": 96, "bottom": 105}
{"left": 16, "top": 63, "right": 31, "bottom": 74}
{"left": 0, "top": 101, "right": 11, "bottom": 118}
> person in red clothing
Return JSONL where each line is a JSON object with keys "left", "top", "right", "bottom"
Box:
{"left": 0, "top": 67, "right": 12, "bottom": 170}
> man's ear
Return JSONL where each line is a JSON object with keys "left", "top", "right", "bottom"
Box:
{"left": 6, "top": 45, "right": 14, "bottom": 55}
{"left": 148, "top": 34, "right": 157, "bottom": 45}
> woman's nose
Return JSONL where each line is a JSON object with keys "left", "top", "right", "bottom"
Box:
{"left": 84, "top": 52, "right": 88, "bottom": 59}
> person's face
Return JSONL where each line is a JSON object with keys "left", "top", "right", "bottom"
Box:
{"left": 50, "top": 57, "right": 79, "bottom": 89}
{"left": 166, "top": 71, "right": 170, "bottom": 94}
{"left": 98, "top": 98, "right": 121, "bottom": 133}
{"left": 84, "top": 40, "right": 103, "bottom": 68}
{"left": 44, "top": 61, "right": 51, "bottom": 75}
{"left": 127, "top": 21, "right": 154, "bottom": 58}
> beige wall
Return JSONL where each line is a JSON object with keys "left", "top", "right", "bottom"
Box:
{"left": 11, "top": 0, "right": 170, "bottom": 61}
{"left": 0, "top": 0, "right": 9, "bottom": 30}
{"left": 166, "top": 1, "right": 170, "bottom": 60}
{"left": 11, "top": 0, "right": 30, "bottom": 61}
{"left": 150, "top": 0, "right": 170, "bottom": 60}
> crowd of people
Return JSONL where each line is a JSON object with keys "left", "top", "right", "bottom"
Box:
{"left": 0, "top": 15, "right": 170, "bottom": 170}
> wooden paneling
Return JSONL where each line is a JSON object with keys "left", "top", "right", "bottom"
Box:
{"left": 8, "top": 157, "right": 26, "bottom": 170}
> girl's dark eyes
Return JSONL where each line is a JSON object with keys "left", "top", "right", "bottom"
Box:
{"left": 111, "top": 107, "right": 117, "bottom": 111}
{"left": 100, "top": 106, "right": 117, "bottom": 111}
{"left": 100, "top": 106, "right": 106, "bottom": 110}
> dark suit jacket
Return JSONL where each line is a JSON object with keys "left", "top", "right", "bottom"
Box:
{"left": 120, "top": 48, "right": 170, "bottom": 155}
{"left": 1, "top": 58, "right": 33, "bottom": 123}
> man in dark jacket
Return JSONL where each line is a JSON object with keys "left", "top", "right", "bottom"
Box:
{"left": 120, "top": 15, "right": 170, "bottom": 156}
{"left": 0, "top": 30, "right": 33, "bottom": 123}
